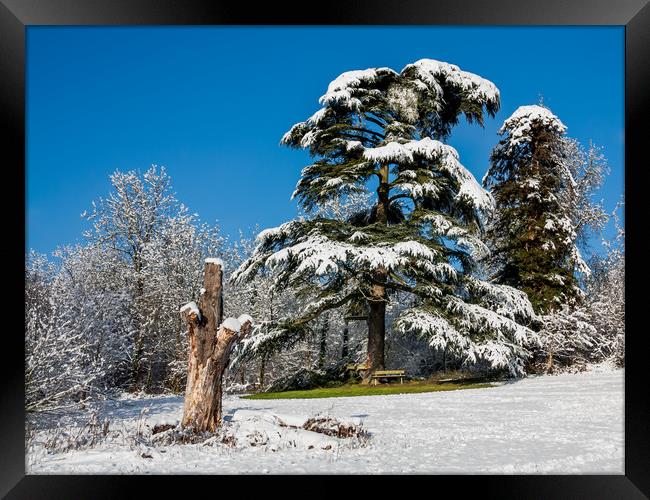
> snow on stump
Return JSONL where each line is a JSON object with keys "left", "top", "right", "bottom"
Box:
{"left": 180, "top": 258, "right": 253, "bottom": 432}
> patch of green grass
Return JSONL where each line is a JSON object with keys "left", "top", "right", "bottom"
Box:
{"left": 241, "top": 380, "right": 494, "bottom": 400}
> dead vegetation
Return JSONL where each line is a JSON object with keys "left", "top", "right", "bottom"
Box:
{"left": 302, "top": 416, "right": 368, "bottom": 439}
{"left": 28, "top": 404, "right": 371, "bottom": 463}
{"left": 37, "top": 411, "right": 112, "bottom": 454}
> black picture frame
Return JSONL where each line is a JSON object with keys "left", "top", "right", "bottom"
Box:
{"left": 2, "top": 0, "right": 648, "bottom": 497}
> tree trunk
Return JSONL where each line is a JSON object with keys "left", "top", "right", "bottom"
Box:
{"left": 546, "top": 352, "right": 554, "bottom": 374}
{"left": 130, "top": 257, "right": 146, "bottom": 390}
{"left": 366, "top": 269, "right": 387, "bottom": 379}
{"left": 366, "top": 294, "right": 386, "bottom": 373}
{"left": 318, "top": 314, "right": 329, "bottom": 370}
{"left": 341, "top": 320, "right": 349, "bottom": 360}
{"left": 180, "top": 260, "right": 251, "bottom": 432}
{"left": 259, "top": 353, "right": 266, "bottom": 389}
{"left": 363, "top": 165, "right": 390, "bottom": 380}
{"left": 130, "top": 333, "right": 145, "bottom": 391}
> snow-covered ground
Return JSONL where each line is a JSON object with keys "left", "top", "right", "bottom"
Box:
{"left": 27, "top": 367, "right": 624, "bottom": 474}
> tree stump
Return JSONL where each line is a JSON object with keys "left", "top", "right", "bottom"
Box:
{"left": 180, "top": 259, "right": 252, "bottom": 432}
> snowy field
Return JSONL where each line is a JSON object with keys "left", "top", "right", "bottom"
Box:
{"left": 27, "top": 367, "right": 624, "bottom": 474}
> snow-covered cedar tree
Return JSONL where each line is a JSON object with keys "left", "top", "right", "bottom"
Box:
{"left": 233, "top": 59, "right": 539, "bottom": 376}
{"left": 483, "top": 105, "right": 595, "bottom": 313}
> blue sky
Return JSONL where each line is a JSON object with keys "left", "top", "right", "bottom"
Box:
{"left": 26, "top": 26, "right": 624, "bottom": 256}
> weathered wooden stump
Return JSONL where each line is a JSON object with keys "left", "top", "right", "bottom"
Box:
{"left": 180, "top": 258, "right": 252, "bottom": 432}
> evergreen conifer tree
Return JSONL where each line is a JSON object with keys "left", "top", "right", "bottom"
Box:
{"left": 234, "top": 60, "right": 538, "bottom": 376}
{"left": 482, "top": 105, "right": 586, "bottom": 313}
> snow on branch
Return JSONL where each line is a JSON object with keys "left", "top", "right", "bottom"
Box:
{"left": 394, "top": 303, "right": 535, "bottom": 377}
{"left": 205, "top": 257, "right": 224, "bottom": 268}
{"left": 446, "top": 297, "right": 536, "bottom": 346}
{"left": 363, "top": 137, "right": 451, "bottom": 164}
{"left": 180, "top": 301, "right": 201, "bottom": 320}
{"left": 467, "top": 278, "right": 537, "bottom": 323}
{"left": 400, "top": 59, "right": 500, "bottom": 110}
{"left": 456, "top": 235, "right": 491, "bottom": 260}
{"left": 262, "top": 233, "right": 441, "bottom": 279}
{"left": 395, "top": 308, "right": 469, "bottom": 351}
{"left": 499, "top": 105, "right": 567, "bottom": 152}
{"left": 319, "top": 67, "right": 397, "bottom": 110}
{"left": 222, "top": 317, "right": 241, "bottom": 333}
{"left": 572, "top": 247, "right": 592, "bottom": 277}
{"left": 230, "top": 320, "right": 311, "bottom": 366}
{"left": 360, "top": 138, "right": 493, "bottom": 211}
{"left": 237, "top": 314, "right": 254, "bottom": 327}
{"left": 466, "top": 340, "right": 530, "bottom": 376}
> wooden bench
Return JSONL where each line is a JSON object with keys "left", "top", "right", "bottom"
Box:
{"left": 370, "top": 370, "right": 405, "bottom": 385}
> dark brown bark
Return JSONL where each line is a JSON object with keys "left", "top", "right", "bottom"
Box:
{"left": 546, "top": 352, "right": 554, "bottom": 374}
{"left": 318, "top": 314, "right": 329, "bottom": 369}
{"left": 341, "top": 321, "right": 349, "bottom": 360}
{"left": 180, "top": 261, "right": 251, "bottom": 432}
{"left": 363, "top": 165, "right": 390, "bottom": 377}
{"left": 375, "top": 165, "right": 390, "bottom": 226}
{"left": 366, "top": 277, "right": 386, "bottom": 375}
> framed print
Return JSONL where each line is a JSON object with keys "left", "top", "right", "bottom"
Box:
{"left": 2, "top": 0, "right": 648, "bottom": 497}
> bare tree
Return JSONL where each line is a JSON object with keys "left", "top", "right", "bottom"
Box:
{"left": 82, "top": 165, "right": 226, "bottom": 390}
